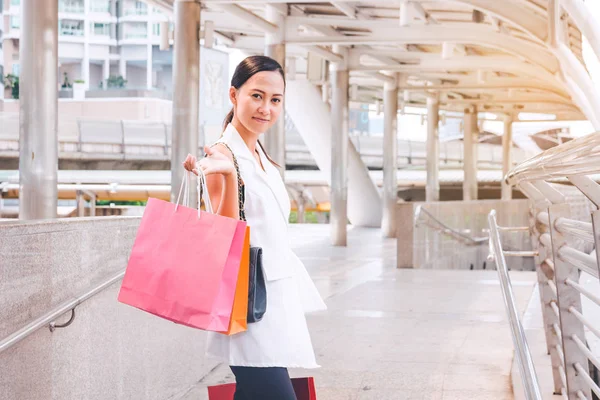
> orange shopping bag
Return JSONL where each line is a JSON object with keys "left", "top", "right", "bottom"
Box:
{"left": 220, "top": 226, "right": 250, "bottom": 335}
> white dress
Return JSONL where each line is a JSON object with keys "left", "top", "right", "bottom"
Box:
{"left": 205, "top": 124, "right": 327, "bottom": 368}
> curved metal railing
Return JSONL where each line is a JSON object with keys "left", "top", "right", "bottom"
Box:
{"left": 495, "top": 131, "right": 600, "bottom": 400}
{"left": 488, "top": 210, "right": 542, "bottom": 400}
{"left": 414, "top": 205, "right": 488, "bottom": 245}
{"left": 0, "top": 270, "right": 124, "bottom": 354}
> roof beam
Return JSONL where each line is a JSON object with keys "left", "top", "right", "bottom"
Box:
{"left": 349, "top": 58, "right": 555, "bottom": 83}
{"left": 398, "top": 82, "right": 570, "bottom": 98}
{"left": 213, "top": 4, "right": 278, "bottom": 34}
{"left": 437, "top": 0, "right": 547, "bottom": 42}
{"left": 285, "top": 24, "right": 558, "bottom": 73}
{"left": 331, "top": 2, "right": 357, "bottom": 19}
{"left": 410, "top": 1, "right": 439, "bottom": 24}
{"left": 561, "top": 0, "right": 600, "bottom": 63}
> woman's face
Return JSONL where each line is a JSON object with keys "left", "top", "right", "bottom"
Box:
{"left": 230, "top": 71, "right": 285, "bottom": 135}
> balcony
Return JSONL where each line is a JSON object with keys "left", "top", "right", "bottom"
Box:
{"left": 89, "top": 0, "right": 110, "bottom": 13}
{"left": 123, "top": 7, "right": 147, "bottom": 17}
{"left": 59, "top": 2, "right": 84, "bottom": 14}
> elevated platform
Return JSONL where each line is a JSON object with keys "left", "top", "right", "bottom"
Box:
{"left": 182, "top": 224, "right": 537, "bottom": 400}
{"left": 1, "top": 219, "right": 537, "bottom": 399}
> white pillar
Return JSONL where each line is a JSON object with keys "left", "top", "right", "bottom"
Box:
{"left": 463, "top": 107, "right": 479, "bottom": 201}
{"left": 19, "top": 0, "right": 58, "bottom": 219}
{"left": 330, "top": 45, "right": 349, "bottom": 246}
{"left": 82, "top": 0, "right": 90, "bottom": 89}
{"left": 119, "top": 47, "right": 127, "bottom": 79}
{"left": 501, "top": 114, "right": 514, "bottom": 200}
{"left": 103, "top": 58, "right": 110, "bottom": 90}
{"left": 382, "top": 73, "right": 399, "bottom": 238}
{"left": 146, "top": 10, "right": 153, "bottom": 90}
{"left": 264, "top": 5, "right": 286, "bottom": 176}
{"left": 170, "top": 0, "right": 201, "bottom": 205}
{"left": 426, "top": 95, "right": 440, "bottom": 202}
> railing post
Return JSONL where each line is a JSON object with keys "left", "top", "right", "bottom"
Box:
{"left": 120, "top": 120, "right": 126, "bottom": 154}
{"left": 547, "top": 203, "right": 591, "bottom": 399}
{"left": 591, "top": 210, "right": 600, "bottom": 278}
{"left": 77, "top": 119, "right": 83, "bottom": 152}
{"left": 529, "top": 202, "right": 563, "bottom": 394}
{"left": 163, "top": 123, "right": 169, "bottom": 156}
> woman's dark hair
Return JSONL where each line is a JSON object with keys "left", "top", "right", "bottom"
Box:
{"left": 223, "top": 55, "right": 285, "bottom": 167}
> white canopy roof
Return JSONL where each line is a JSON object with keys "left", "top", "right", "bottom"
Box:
{"left": 146, "top": 0, "right": 600, "bottom": 123}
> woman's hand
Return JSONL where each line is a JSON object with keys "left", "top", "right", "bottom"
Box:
{"left": 182, "top": 145, "right": 235, "bottom": 177}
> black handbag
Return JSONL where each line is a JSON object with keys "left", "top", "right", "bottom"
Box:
{"left": 215, "top": 142, "right": 267, "bottom": 323}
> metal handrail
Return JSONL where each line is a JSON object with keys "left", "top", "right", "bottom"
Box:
{"left": 488, "top": 210, "right": 543, "bottom": 400}
{"left": 414, "top": 205, "right": 488, "bottom": 245}
{"left": 506, "top": 131, "right": 600, "bottom": 185}
{"left": 0, "top": 270, "right": 124, "bottom": 354}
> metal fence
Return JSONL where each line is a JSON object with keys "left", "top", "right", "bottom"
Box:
{"left": 490, "top": 132, "right": 600, "bottom": 399}
{"left": 0, "top": 111, "right": 530, "bottom": 168}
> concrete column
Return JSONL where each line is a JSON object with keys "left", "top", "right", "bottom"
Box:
{"left": 330, "top": 45, "right": 349, "bottom": 246}
{"left": 19, "top": 0, "right": 58, "bottom": 219}
{"left": 146, "top": 11, "right": 153, "bottom": 90}
{"left": 382, "top": 73, "right": 399, "bottom": 238}
{"left": 170, "top": 0, "right": 200, "bottom": 205}
{"left": 82, "top": 0, "right": 90, "bottom": 89}
{"left": 426, "top": 95, "right": 440, "bottom": 202}
{"left": 264, "top": 5, "right": 286, "bottom": 176}
{"left": 103, "top": 58, "right": 110, "bottom": 90}
{"left": 501, "top": 114, "right": 514, "bottom": 200}
{"left": 119, "top": 47, "right": 127, "bottom": 79}
{"left": 76, "top": 190, "right": 86, "bottom": 217}
{"left": 463, "top": 107, "right": 479, "bottom": 201}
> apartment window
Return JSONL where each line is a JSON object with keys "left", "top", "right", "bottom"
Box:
{"left": 10, "top": 0, "right": 19, "bottom": 6}
{"left": 60, "top": 19, "right": 84, "bottom": 36}
{"left": 125, "top": 0, "right": 147, "bottom": 16}
{"left": 124, "top": 22, "right": 147, "bottom": 39}
{"left": 12, "top": 63, "right": 19, "bottom": 77}
{"left": 10, "top": 16, "right": 19, "bottom": 29}
{"left": 59, "top": 0, "right": 84, "bottom": 14}
{"left": 90, "top": 0, "right": 110, "bottom": 13}
{"left": 152, "top": 23, "right": 160, "bottom": 36}
{"left": 91, "top": 22, "right": 110, "bottom": 36}
{"left": 135, "top": 1, "right": 147, "bottom": 14}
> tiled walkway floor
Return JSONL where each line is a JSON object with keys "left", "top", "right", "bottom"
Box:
{"left": 187, "top": 225, "right": 537, "bottom": 400}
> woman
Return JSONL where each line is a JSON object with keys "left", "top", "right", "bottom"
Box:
{"left": 183, "top": 55, "right": 326, "bottom": 400}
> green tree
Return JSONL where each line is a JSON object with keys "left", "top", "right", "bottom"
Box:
{"left": 3, "top": 74, "right": 19, "bottom": 99}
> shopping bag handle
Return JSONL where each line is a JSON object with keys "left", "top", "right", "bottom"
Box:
{"left": 174, "top": 169, "right": 213, "bottom": 218}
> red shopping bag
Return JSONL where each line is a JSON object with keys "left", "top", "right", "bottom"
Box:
{"left": 118, "top": 196, "right": 247, "bottom": 332}
{"left": 207, "top": 377, "right": 317, "bottom": 399}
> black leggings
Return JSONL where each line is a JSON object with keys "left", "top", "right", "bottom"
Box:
{"left": 230, "top": 366, "right": 297, "bottom": 400}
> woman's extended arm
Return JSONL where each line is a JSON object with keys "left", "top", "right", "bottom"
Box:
{"left": 183, "top": 144, "right": 240, "bottom": 220}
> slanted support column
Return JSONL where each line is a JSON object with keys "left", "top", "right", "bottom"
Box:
{"left": 19, "top": 0, "right": 59, "bottom": 219}
{"left": 264, "top": 5, "right": 286, "bottom": 176}
{"left": 330, "top": 45, "right": 349, "bottom": 246}
{"left": 463, "top": 106, "right": 479, "bottom": 201}
{"left": 426, "top": 94, "right": 440, "bottom": 202}
{"left": 382, "top": 73, "right": 400, "bottom": 237}
{"left": 501, "top": 114, "right": 514, "bottom": 200}
{"left": 170, "top": 0, "right": 201, "bottom": 205}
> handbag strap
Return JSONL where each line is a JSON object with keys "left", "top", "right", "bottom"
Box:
{"left": 210, "top": 142, "right": 246, "bottom": 221}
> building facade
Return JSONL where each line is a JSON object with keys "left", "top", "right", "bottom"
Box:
{"left": 1, "top": 0, "right": 174, "bottom": 97}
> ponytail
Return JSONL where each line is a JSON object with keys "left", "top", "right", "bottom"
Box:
{"left": 222, "top": 108, "right": 234, "bottom": 132}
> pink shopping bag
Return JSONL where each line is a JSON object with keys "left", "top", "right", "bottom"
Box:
{"left": 118, "top": 194, "right": 247, "bottom": 332}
